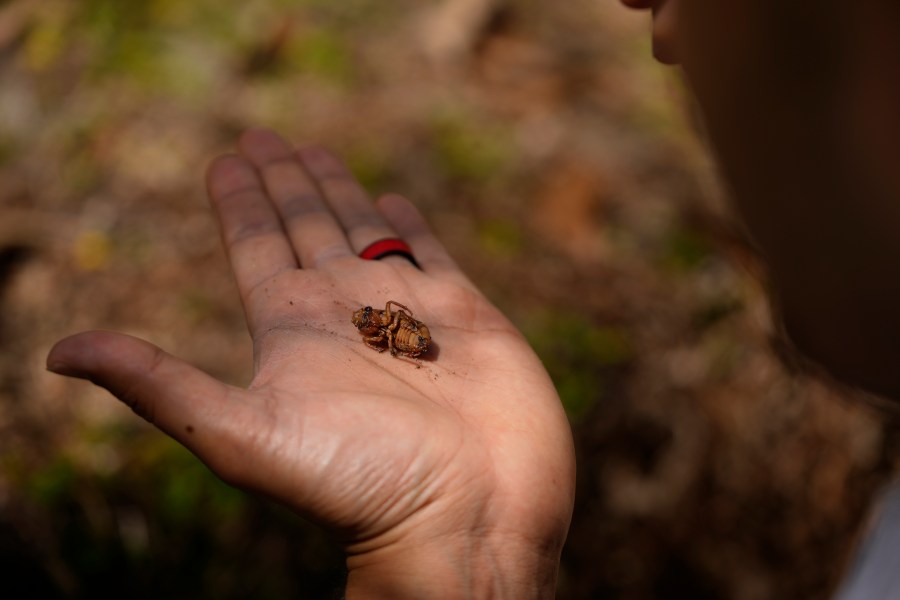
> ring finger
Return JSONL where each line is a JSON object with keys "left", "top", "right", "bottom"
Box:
{"left": 295, "top": 144, "right": 414, "bottom": 267}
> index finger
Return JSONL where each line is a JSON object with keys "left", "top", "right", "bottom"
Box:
{"left": 206, "top": 153, "right": 299, "bottom": 301}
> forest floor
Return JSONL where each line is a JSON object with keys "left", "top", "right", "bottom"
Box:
{"left": 2, "top": 0, "right": 899, "bottom": 598}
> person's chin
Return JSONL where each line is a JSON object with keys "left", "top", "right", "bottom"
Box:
{"left": 651, "top": 1, "right": 680, "bottom": 65}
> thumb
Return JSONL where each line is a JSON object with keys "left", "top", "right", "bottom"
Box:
{"left": 47, "top": 331, "right": 248, "bottom": 481}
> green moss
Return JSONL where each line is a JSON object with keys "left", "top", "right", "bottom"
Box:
{"left": 139, "top": 437, "right": 247, "bottom": 525}
{"left": 430, "top": 112, "right": 513, "bottom": 184}
{"left": 22, "top": 12, "right": 68, "bottom": 71}
{"left": 26, "top": 458, "right": 78, "bottom": 506}
{"left": 525, "top": 312, "right": 632, "bottom": 422}
{"left": 344, "top": 143, "right": 393, "bottom": 191}
{"left": 178, "top": 289, "right": 217, "bottom": 323}
{"left": 478, "top": 219, "right": 523, "bottom": 258}
{"left": 692, "top": 297, "right": 743, "bottom": 330}
{"left": 661, "top": 226, "right": 713, "bottom": 272}
{"left": 289, "top": 29, "right": 353, "bottom": 84}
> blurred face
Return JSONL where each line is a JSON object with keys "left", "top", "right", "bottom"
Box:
{"left": 619, "top": 0, "right": 900, "bottom": 397}
{"left": 618, "top": 0, "right": 679, "bottom": 64}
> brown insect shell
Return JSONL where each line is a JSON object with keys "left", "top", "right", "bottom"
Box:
{"left": 394, "top": 318, "right": 432, "bottom": 355}
{"left": 351, "top": 302, "right": 433, "bottom": 357}
{"left": 351, "top": 306, "right": 386, "bottom": 335}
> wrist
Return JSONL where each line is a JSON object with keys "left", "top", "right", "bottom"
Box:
{"left": 344, "top": 531, "right": 562, "bottom": 599}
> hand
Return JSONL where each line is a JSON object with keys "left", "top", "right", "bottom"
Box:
{"left": 47, "top": 128, "right": 575, "bottom": 598}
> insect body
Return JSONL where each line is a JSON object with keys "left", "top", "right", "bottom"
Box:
{"left": 351, "top": 301, "right": 432, "bottom": 358}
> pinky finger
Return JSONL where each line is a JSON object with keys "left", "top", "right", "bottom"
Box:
{"left": 376, "top": 194, "right": 474, "bottom": 286}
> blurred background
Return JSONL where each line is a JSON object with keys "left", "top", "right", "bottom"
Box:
{"left": 2, "top": 0, "right": 900, "bottom": 598}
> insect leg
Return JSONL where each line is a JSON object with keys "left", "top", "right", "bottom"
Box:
{"left": 386, "top": 328, "right": 398, "bottom": 356}
{"left": 387, "top": 309, "right": 404, "bottom": 333}
{"left": 386, "top": 300, "right": 414, "bottom": 319}
{"left": 363, "top": 334, "right": 387, "bottom": 352}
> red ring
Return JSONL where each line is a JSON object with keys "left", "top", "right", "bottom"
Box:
{"left": 358, "top": 238, "right": 420, "bottom": 268}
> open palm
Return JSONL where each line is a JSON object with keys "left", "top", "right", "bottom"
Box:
{"left": 48, "top": 128, "right": 575, "bottom": 598}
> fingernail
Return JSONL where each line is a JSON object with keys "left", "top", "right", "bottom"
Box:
{"left": 47, "top": 362, "right": 79, "bottom": 377}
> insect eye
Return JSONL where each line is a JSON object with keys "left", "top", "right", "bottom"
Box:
{"left": 364, "top": 306, "right": 372, "bottom": 315}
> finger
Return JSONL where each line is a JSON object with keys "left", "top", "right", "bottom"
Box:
{"left": 46, "top": 331, "right": 252, "bottom": 483}
{"left": 295, "top": 145, "right": 403, "bottom": 258}
{"left": 377, "top": 193, "right": 474, "bottom": 285}
{"left": 207, "top": 154, "right": 298, "bottom": 299}
{"left": 238, "top": 128, "right": 354, "bottom": 268}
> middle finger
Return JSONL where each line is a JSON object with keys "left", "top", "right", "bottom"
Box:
{"left": 238, "top": 128, "right": 353, "bottom": 268}
{"left": 295, "top": 144, "right": 402, "bottom": 255}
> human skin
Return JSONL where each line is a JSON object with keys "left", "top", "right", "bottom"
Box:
{"left": 622, "top": 0, "right": 900, "bottom": 398}
{"left": 47, "top": 129, "right": 575, "bottom": 598}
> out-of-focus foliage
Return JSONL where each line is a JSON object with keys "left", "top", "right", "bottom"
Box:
{"left": 527, "top": 312, "right": 632, "bottom": 422}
